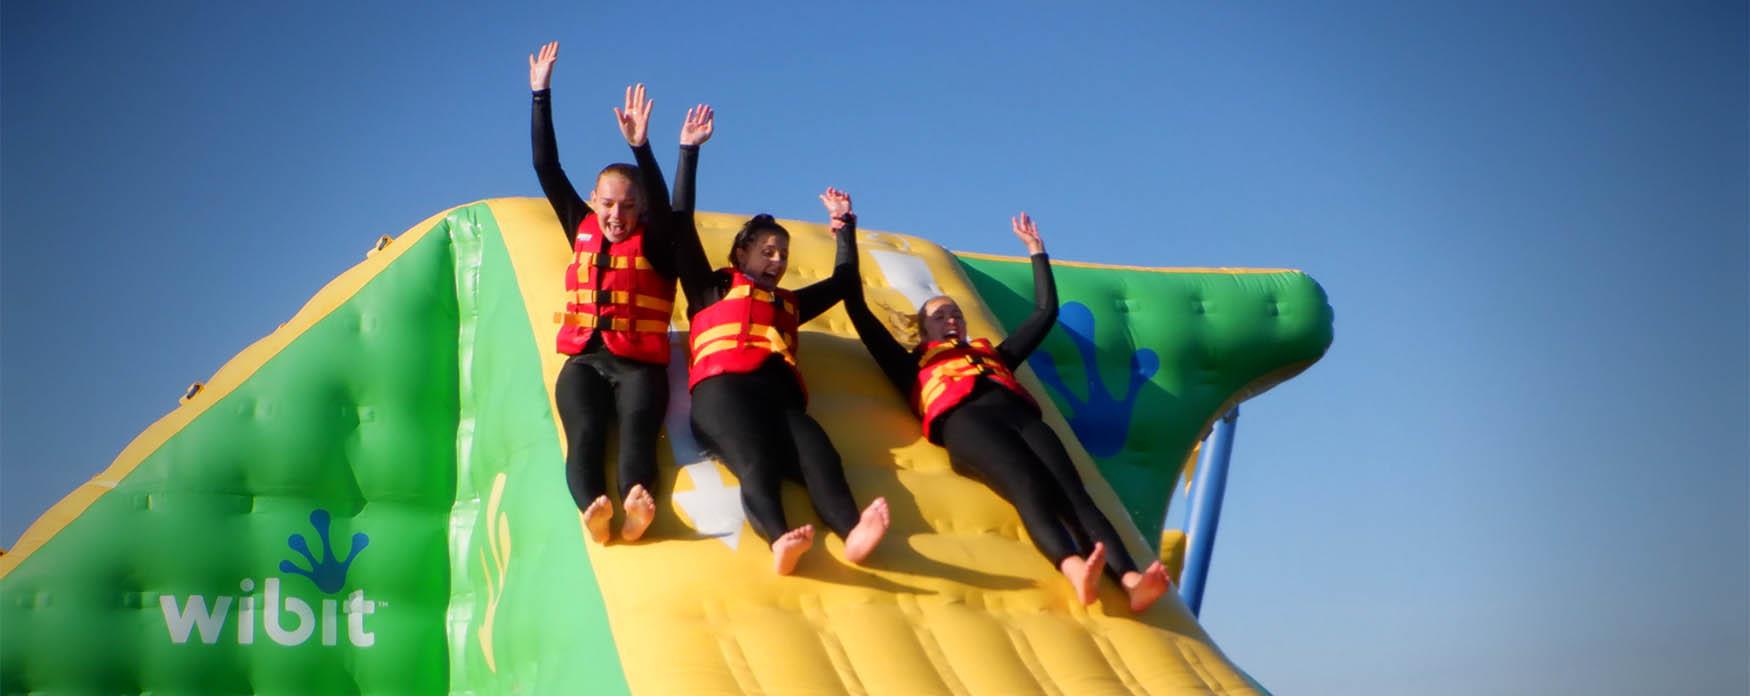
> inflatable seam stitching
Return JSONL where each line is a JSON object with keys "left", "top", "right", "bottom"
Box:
{"left": 704, "top": 601, "right": 764, "bottom": 695}
{"left": 999, "top": 618, "right": 1063, "bottom": 696}
{"left": 897, "top": 595, "right": 968, "bottom": 696}
{"left": 0, "top": 201, "right": 469, "bottom": 578}
{"left": 1083, "top": 621, "right": 1146, "bottom": 696}
{"left": 800, "top": 595, "right": 866, "bottom": 695}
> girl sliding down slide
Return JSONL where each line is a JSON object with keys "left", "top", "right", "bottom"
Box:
{"left": 844, "top": 214, "right": 1173, "bottom": 612}
{"left": 673, "top": 189, "right": 890, "bottom": 575}
{"left": 529, "top": 41, "right": 709, "bottom": 544}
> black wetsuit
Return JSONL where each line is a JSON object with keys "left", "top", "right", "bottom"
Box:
{"left": 844, "top": 255, "right": 1139, "bottom": 576}
{"left": 673, "top": 214, "right": 865, "bottom": 543}
{"left": 533, "top": 88, "right": 698, "bottom": 511}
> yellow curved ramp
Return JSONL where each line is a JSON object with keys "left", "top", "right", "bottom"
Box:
{"left": 493, "top": 199, "right": 1264, "bottom": 695}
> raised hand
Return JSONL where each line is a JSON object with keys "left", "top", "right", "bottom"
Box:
{"left": 819, "top": 187, "right": 854, "bottom": 231}
{"left": 1011, "top": 212, "right": 1044, "bottom": 255}
{"left": 614, "top": 83, "right": 653, "bottom": 147}
{"left": 819, "top": 187, "right": 854, "bottom": 230}
{"left": 528, "top": 41, "right": 558, "bottom": 92}
{"left": 680, "top": 104, "right": 715, "bottom": 146}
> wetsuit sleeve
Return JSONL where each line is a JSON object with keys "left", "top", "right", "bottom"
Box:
{"left": 671, "top": 208, "right": 717, "bottom": 318}
{"left": 996, "top": 253, "right": 1059, "bottom": 367}
{"left": 843, "top": 284, "right": 919, "bottom": 396}
{"left": 673, "top": 144, "right": 700, "bottom": 214}
{"left": 795, "top": 216, "right": 859, "bottom": 323}
{"left": 631, "top": 142, "right": 673, "bottom": 222}
{"left": 630, "top": 141, "right": 682, "bottom": 278}
{"left": 531, "top": 89, "right": 592, "bottom": 246}
{"left": 646, "top": 143, "right": 701, "bottom": 282}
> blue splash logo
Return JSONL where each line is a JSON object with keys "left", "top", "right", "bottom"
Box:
{"left": 281, "top": 509, "right": 370, "bottom": 594}
{"left": 1027, "top": 301, "right": 1158, "bottom": 457}
{"left": 159, "top": 508, "right": 378, "bottom": 648}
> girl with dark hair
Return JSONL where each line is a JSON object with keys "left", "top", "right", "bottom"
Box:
{"left": 842, "top": 213, "right": 1173, "bottom": 611}
{"left": 672, "top": 189, "right": 890, "bottom": 575}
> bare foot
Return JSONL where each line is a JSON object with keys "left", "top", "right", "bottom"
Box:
{"left": 1122, "top": 561, "right": 1172, "bottom": 613}
{"left": 842, "top": 497, "right": 891, "bottom": 565}
{"left": 1059, "top": 542, "right": 1106, "bottom": 606}
{"left": 772, "top": 525, "right": 815, "bottom": 576}
{"left": 582, "top": 495, "right": 613, "bottom": 544}
{"left": 620, "top": 484, "right": 656, "bottom": 542}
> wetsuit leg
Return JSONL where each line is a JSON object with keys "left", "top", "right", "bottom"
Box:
{"left": 600, "top": 355, "right": 668, "bottom": 500}
{"left": 940, "top": 403, "right": 1082, "bottom": 565}
{"left": 555, "top": 354, "right": 614, "bottom": 511}
{"left": 1017, "top": 417, "right": 1141, "bottom": 577}
{"left": 690, "top": 373, "right": 794, "bottom": 543}
{"left": 779, "top": 407, "right": 861, "bottom": 538}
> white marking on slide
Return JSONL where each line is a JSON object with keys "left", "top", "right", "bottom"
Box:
{"left": 870, "top": 250, "right": 945, "bottom": 310}
{"left": 662, "top": 332, "right": 744, "bottom": 549}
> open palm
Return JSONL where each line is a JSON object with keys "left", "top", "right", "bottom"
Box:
{"left": 614, "top": 83, "right": 652, "bottom": 147}
{"left": 681, "top": 104, "right": 715, "bottom": 146}
{"left": 528, "top": 41, "right": 558, "bottom": 91}
{"left": 820, "top": 187, "right": 853, "bottom": 219}
{"left": 1011, "top": 212, "right": 1044, "bottom": 254}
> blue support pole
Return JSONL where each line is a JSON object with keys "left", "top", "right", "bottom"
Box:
{"left": 1179, "top": 406, "right": 1239, "bottom": 617}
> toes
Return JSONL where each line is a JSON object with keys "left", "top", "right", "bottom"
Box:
{"left": 624, "top": 485, "right": 653, "bottom": 507}
{"left": 585, "top": 496, "right": 612, "bottom": 518}
{"left": 582, "top": 496, "right": 613, "bottom": 543}
{"left": 620, "top": 488, "right": 656, "bottom": 542}
{"left": 778, "top": 526, "right": 813, "bottom": 545}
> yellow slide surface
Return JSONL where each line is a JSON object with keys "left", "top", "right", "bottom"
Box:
{"left": 492, "top": 199, "right": 1262, "bottom": 695}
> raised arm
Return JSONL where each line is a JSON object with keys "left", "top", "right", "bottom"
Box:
{"left": 795, "top": 187, "right": 860, "bottom": 323}
{"left": 669, "top": 106, "right": 718, "bottom": 312}
{"left": 528, "top": 41, "right": 591, "bottom": 245}
{"left": 671, "top": 209, "right": 719, "bottom": 317}
{"left": 809, "top": 188, "right": 915, "bottom": 391}
{"left": 606, "top": 83, "right": 693, "bottom": 282}
{"left": 844, "top": 287, "right": 919, "bottom": 397}
{"left": 674, "top": 104, "right": 713, "bottom": 213}
{"left": 995, "top": 213, "right": 1058, "bottom": 367}
{"left": 616, "top": 84, "right": 673, "bottom": 222}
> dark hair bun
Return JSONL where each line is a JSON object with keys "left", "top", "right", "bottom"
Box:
{"left": 728, "top": 214, "right": 791, "bottom": 268}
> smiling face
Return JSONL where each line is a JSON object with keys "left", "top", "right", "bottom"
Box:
{"left": 919, "top": 296, "right": 967, "bottom": 343}
{"left": 734, "top": 230, "right": 790, "bottom": 289}
{"left": 589, "top": 173, "right": 639, "bottom": 242}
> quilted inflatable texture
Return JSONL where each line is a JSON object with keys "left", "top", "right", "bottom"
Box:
{"left": 0, "top": 198, "right": 1331, "bottom": 695}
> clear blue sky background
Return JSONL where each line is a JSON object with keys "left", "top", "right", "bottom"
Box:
{"left": 3, "top": 1, "right": 1744, "bottom": 693}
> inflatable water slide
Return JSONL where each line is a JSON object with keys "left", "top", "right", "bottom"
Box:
{"left": 0, "top": 199, "right": 1332, "bottom": 694}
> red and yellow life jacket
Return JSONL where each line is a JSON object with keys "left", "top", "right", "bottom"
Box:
{"left": 553, "top": 215, "right": 675, "bottom": 363}
{"left": 687, "top": 270, "right": 803, "bottom": 394}
{"left": 913, "top": 337, "right": 1037, "bottom": 442}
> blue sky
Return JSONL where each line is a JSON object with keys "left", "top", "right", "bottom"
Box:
{"left": 3, "top": 1, "right": 1744, "bottom": 693}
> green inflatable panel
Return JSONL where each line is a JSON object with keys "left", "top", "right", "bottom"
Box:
{"left": 0, "top": 206, "right": 627, "bottom": 694}
{"left": 958, "top": 256, "right": 1333, "bottom": 537}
